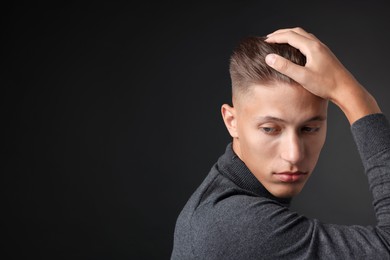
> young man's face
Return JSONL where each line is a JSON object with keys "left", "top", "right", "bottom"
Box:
{"left": 222, "top": 82, "right": 328, "bottom": 198}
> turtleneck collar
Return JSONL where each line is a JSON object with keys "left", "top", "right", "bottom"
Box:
{"left": 217, "top": 142, "right": 291, "bottom": 206}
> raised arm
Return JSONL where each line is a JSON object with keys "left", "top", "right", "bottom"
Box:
{"left": 262, "top": 27, "right": 390, "bottom": 258}
{"left": 264, "top": 27, "right": 381, "bottom": 124}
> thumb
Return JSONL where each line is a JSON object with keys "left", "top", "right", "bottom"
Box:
{"left": 265, "top": 54, "right": 303, "bottom": 83}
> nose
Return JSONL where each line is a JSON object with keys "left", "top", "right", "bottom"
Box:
{"left": 280, "top": 132, "right": 304, "bottom": 165}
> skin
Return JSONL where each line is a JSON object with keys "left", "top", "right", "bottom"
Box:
{"left": 222, "top": 27, "right": 381, "bottom": 198}
{"left": 222, "top": 83, "right": 328, "bottom": 198}
{"left": 264, "top": 27, "right": 381, "bottom": 125}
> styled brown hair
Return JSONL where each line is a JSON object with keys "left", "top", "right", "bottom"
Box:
{"left": 229, "top": 36, "right": 306, "bottom": 99}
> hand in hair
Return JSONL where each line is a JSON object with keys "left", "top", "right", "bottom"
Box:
{"left": 265, "top": 27, "right": 381, "bottom": 124}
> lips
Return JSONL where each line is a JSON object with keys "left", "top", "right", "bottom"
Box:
{"left": 273, "top": 171, "right": 308, "bottom": 183}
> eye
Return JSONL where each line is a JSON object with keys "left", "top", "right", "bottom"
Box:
{"left": 261, "top": 126, "right": 281, "bottom": 135}
{"left": 301, "top": 126, "right": 320, "bottom": 133}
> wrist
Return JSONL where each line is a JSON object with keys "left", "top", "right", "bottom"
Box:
{"left": 331, "top": 82, "right": 381, "bottom": 125}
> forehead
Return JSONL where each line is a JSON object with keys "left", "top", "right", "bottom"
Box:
{"left": 235, "top": 82, "right": 328, "bottom": 123}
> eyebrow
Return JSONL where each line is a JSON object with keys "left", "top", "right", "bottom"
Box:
{"left": 255, "top": 115, "right": 327, "bottom": 124}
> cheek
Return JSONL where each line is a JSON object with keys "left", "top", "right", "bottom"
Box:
{"left": 305, "top": 134, "right": 326, "bottom": 164}
{"left": 238, "top": 125, "right": 261, "bottom": 145}
{"left": 241, "top": 136, "right": 279, "bottom": 177}
{"left": 240, "top": 130, "right": 279, "bottom": 159}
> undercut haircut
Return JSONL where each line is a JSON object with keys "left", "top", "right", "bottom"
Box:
{"left": 229, "top": 36, "right": 306, "bottom": 100}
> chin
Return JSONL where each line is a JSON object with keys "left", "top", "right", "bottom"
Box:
{"left": 271, "top": 186, "right": 303, "bottom": 198}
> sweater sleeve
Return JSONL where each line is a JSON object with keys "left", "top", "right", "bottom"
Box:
{"left": 275, "top": 113, "right": 390, "bottom": 258}
{"left": 351, "top": 113, "right": 390, "bottom": 236}
{"left": 189, "top": 114, "right": 390, "bottom": 259}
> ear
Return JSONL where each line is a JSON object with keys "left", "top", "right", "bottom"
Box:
{"left": 221, "top": 104, "right": 238, "bottom": 138}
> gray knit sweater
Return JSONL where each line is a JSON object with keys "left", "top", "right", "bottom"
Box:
{"left": 171, "top": 113, "right": 390, "bottom": 259}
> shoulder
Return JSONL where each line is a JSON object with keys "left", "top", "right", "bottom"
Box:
{"left": 193, "top": 183, "right": 297, "bottom": 232}
{"left": 176, "top": 168, "right": 315, "bottom": 259}
{"left": 189, "top": 180, "right": 307, "bottom": 259}
{"left": 190, "top": 166, "right": 300, "bottom": 230}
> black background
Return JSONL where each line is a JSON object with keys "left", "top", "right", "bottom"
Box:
{"left": 3, "top": 1, "right": 390, "bottom": 259}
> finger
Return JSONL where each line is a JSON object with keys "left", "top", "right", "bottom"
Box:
{"left": 267, "top": 27, "right": 309, "bottom": 37}
{"left": 265, "top": 31, "right": 315, "bottom": 57}
{"left": 267, "top": 27, "right": 318, "bottom": 41}
{"left": 265, "top": 54, "right": 306, "bottom": 84}
{"left": 288, "top": 27, "right": 319, "bottom": 41}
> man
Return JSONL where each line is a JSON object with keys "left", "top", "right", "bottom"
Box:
{"left": 171, "top": 27, "right": 390, "bottom": 259}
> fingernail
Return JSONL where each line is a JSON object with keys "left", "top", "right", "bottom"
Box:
{"left": 265, "top": 54, "right": 276, "bottom": 66}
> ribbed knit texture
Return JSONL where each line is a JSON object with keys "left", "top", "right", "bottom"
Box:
{"left": 352, "top": 114, "right": 390, "bottom": 229}
{"left": 171, "top": 113, "right": 390, "bottom": 259}
{"left": 217, "top": 143, "right": 291, "bottom": 206}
